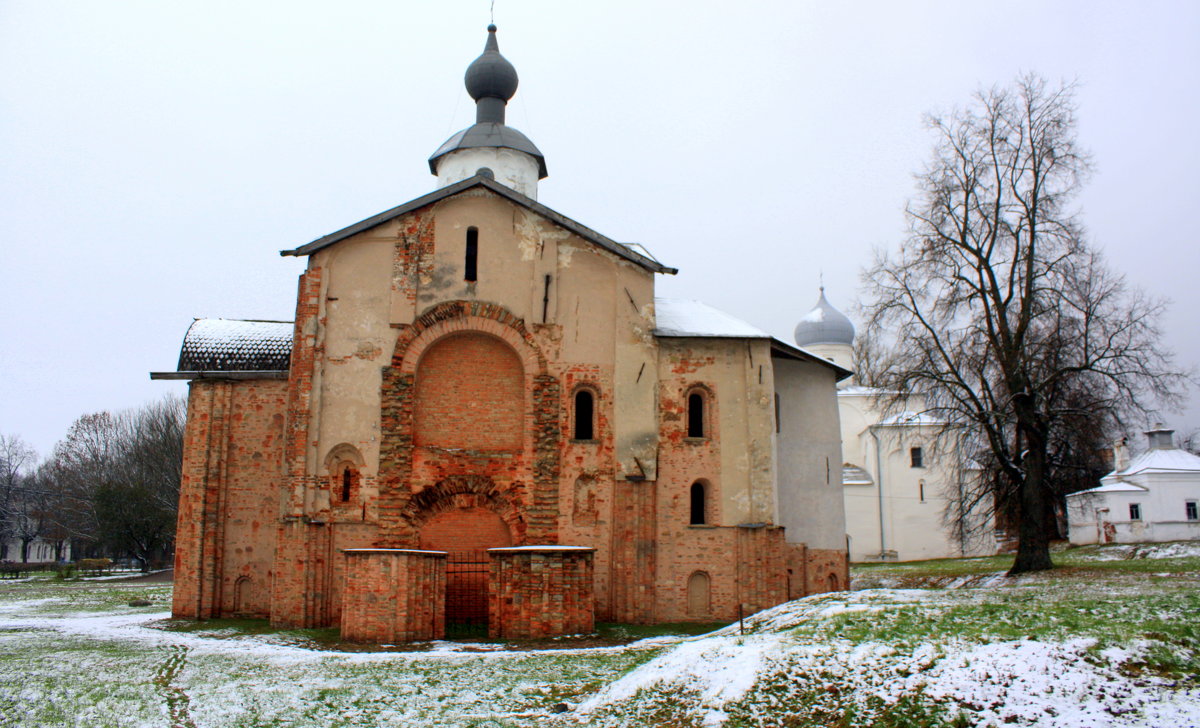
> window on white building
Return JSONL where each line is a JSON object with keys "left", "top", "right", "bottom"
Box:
{"left": 1186, "top": 501, "right": 1198, "bottom": 521}
{"left": 1129, "top": 503, "right": 1142, "bottom": 521}
{"left": 910, "top": 447, "right": 924, "bottom": 468}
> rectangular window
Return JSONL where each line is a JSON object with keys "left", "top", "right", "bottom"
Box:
{"left": 774, "top": 393, "right": 780, "bottom": 434}
{"left": 1187, "top": 501, "right": 1198, "bottom": 521}
{"left": 1129, "top": 503, "right": 1141, "bottom": 521}
{"left": 910, "top": 447, "right": 924, "bottom": 468}
{"left": 465, "top": 227, "right": 479, "bottom": 282}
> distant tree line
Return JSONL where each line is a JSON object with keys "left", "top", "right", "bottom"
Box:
{"left": 0, "top": 395, "right": 185, "bottom": 570}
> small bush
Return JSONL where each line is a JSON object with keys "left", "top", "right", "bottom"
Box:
{"left": 77, "top": 558, "right": 113, "bottom": 576}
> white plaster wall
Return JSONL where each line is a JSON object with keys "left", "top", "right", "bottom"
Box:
{"left": 773, "top": 356, "right": 846, "bottom": 550}
{"left": 1069, "top": 476, "right": 1200, "bottom": 544}
{"left": 310, "top": 235, "right": 399, "bottom": 482}
{"left": 435, "top": 147, "right": 540, "bottom": 199}
{"left": 838, "top": 391, "right": 980, "bottom": 561}
{"left": 803, "top": 342, "right": 853, "bottom": 370}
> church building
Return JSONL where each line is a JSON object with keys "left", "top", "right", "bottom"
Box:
{"left": 795, "top": 289, "right": 995, "bottom": 561}
{"left": 154, "top": 26, "right": 850, "bottom": 642}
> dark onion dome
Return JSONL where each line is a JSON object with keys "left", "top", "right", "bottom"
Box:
{"left": 429, "top": 25, "right": 547, "bottom": 179}
{"left": 794, "top": 288, "right": 856, "bottom": 347}
{"left": 465, "top": 24, "right": 518, "bottom": 102}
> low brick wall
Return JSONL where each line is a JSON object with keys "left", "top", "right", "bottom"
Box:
{"left": 340, "top": 549, "right": 446, "bottom": 643}
{"left": 488, "top": 546, "right": 595, "bottom": 639}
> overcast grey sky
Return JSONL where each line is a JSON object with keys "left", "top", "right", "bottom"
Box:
{"left": 2, "top": 1, "right": 1197, "bottom": 457}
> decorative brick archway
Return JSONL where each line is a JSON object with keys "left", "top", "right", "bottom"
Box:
{"left": 376, "top": 301, "right": 561, "bottom": 547}
{"left": 402, "top": 475, "right": 528, "bottom": 544}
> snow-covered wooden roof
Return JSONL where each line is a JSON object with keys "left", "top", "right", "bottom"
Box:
{"left": 175, "top": 319, "right": 293, "bottom": 372}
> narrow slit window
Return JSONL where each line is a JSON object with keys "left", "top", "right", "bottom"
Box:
{"left": 774, "top": 392, "right": 781, "bottom": 433}
{"left": 465, "top": 227, "right": 479, "bottom": 282}
{"left": 918, "top": 479, "right": 926, "bottom": 503}
{"left": 574, "top": 389, "right": 595, "bottom": 440}
{"left": 690, "top": 482, "right": 706, "bottom": 525}
{"left": 687, "top": 392, "right": 705, "bottom": 438}
{"left": 341, "top": 467, "right": 353, "bottom": 502}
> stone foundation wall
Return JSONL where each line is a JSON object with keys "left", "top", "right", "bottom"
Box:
{"left": 340, "top": 549, "right": 446, "bottom": 643}
{"left": 488, "top": 546, "right": 594, "bottom": 639}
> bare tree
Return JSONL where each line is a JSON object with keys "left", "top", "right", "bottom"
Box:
{"left": 862, "top": 74, "right": 1189, "bottom": 574}
{"left": 46, "top": 397, "right": 185, "bottom": 568}
{"left": 0, "top": 434, "right": 36, "bottom": 561}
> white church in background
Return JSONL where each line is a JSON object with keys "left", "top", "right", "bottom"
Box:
{"left": 794, "top": 289, "right": 994, "bottom": 562}
{"left": 1067, "top": 426, "right": 1200, "bottom": 545}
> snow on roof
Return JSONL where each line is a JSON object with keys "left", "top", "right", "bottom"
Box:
{"left": 838, "top": 385, "right": 883, "bottom": 397}
{"left": 653, "top": 298, "right": 771, "bottom": 339}
{"left": 876, "top": 411, "right": 943, "bottom": 427}
{"left": 842, "top": 464, "right": 875, "bottom": 486}
{"left": 1113, "top": 447, "right": 1200, "bottom": 476}
{"left": 177, "top": 318, "right": 293, "bottom": 371}
{"left": 1068, "top": 481, "right": 1148, "bottom": 496}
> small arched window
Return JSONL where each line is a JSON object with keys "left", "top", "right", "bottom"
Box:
{"left": 574, "top": 389, "right": 595, "bottom": 440}
{"left": 465, "top": 227, "right": 479, "bottom": 282}
{"left": 687, "top": 391, "right": 706, "bottom": 438}
{"left": 338, "top": 465, "right": 358, "bottom": 502}
{"left": 690, "top": 481, "right": 706, "bottom": 525}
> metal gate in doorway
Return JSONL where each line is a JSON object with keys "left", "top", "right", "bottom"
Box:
{"left": 445, "top": 550, "right": 490, "bottom": 638}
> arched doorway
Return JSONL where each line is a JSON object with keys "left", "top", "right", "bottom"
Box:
{"left": 419, "top": 505, "right": 514, "bottom": 636}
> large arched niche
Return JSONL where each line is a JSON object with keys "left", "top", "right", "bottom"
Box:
{"left": 413, "top": 332, "right": 524, "bottom": 450}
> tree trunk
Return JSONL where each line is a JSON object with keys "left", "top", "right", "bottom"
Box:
{"left": 20, "top": 538, "right": 31, "bottom": 563}
{"left": 1008, "top": 445, "right": 1054, "bottom": 575}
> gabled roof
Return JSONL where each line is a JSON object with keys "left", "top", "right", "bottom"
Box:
{"left": 280, "top": 175, "right": 676, "bottom": 275}
{"left": 1109, "top": 447, "right": 1200, "bottom": 477}
{"left": 653, "top": 298, "right": 852, "bottom": 381}
{"left": 1069, "top": 481, "right": 1149, "bottom": 496}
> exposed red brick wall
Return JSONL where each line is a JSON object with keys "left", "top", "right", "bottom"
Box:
{"left": 172, "top": 378, "right": 287, "bottom": 621}
{"left": 418, "top": 506, "right": 513, "bottom": 551}
{"left": 489, "top": 547, "right": 594, "bottom": 639}
{"left": 609, "top": 481, "right": 657, "bottom": 623}
{"left": 341, "top": 549, "right": 446, "bottom": 643}
{"left": 270, "top": 266, "right": 326, "bottom": 628}
{"left": 803, "top": 547, "right": 850, "bottom": 594}
{"left": 414, "top": 333, "right": 524, "bottom": 450}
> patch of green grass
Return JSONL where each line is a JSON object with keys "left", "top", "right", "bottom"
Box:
{"left": 595, "top": 621, "right": 729, "bottom": 641}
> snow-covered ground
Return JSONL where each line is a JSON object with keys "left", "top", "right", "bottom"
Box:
{"left": 573, "top": 591, "right": 1200, "bottom": 727}
{"left": 1, "top": 545, "right": 1198, "bottom": 727}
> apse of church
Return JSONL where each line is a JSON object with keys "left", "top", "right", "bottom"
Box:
{"left": 154, "top": 25, "right": 851, "bottom": 642}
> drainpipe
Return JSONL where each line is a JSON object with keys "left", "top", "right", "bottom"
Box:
{"left": 869, "top": 426, "right": 887, "bottom": 559}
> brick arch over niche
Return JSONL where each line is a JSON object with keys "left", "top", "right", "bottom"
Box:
{"left": 402, "top": 475, "right": 527, "bottom": 546}
{"left": 377, "top": 301, "right": 562, "bottom": 546}
{"left": 413, "top": 333, "right": 524, "bottom": 451}
{"left": 395, "top": 300, "right": 547, "bottom": 375}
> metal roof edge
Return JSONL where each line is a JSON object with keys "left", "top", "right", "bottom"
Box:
{"left": 150, "top": 371, "right": 289, "bottom": 381}
{"left": 769, "top": 338, "right": 854, "bottom": 381}
{"left": 281, "top": 176, "right": 677, "bottom": 275}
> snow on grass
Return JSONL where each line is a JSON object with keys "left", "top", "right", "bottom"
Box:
{"left": 567, "top": 583, "right": 1200, "bottom": 727}
{"left": 2, "top": 550, "right": 1198, "bottom": 727}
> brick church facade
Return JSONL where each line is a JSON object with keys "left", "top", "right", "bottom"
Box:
{"left": 154, "top": 26, "right": 850, "bottom": 641}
